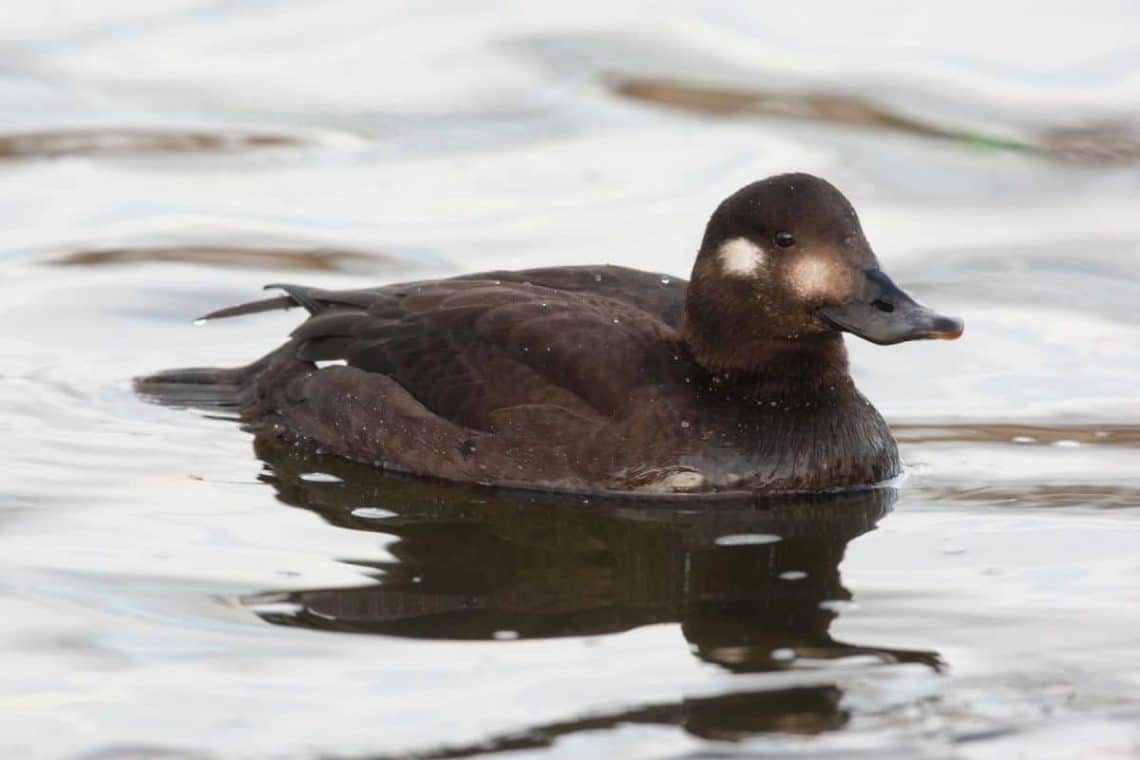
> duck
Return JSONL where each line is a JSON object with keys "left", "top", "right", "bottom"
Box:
{"left": 137, "top": 173, "right": 962, "bottom": 497}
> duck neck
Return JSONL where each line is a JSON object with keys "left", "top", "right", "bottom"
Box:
{"left": 681, "top": 313, "right": 899, "bottom": 491}
{"left": 681, "top": 311, "right": 854, "bottom": 398}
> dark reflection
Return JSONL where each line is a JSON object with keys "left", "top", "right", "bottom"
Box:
{"left": 244, "top": 436, "right": 940, "bottom": 753}
{"left": 383, "top": 688, "right": 847, "bottom": 758}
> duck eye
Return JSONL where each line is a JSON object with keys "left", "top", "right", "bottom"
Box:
{"left": 774, "top": 231, "right": 796, "bottom": 248}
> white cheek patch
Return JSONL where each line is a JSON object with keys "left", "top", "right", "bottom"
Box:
{"left": 717, "top": 237, "right": 767, "bottom": 277}
{"left": 786, "top": 255, "right": 845, "bottom": 300}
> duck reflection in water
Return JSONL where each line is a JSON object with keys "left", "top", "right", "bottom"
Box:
{"left": 244, "top": 436, "right": 940, "bottom": 746}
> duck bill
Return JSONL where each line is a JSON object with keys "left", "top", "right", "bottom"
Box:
{"left": 817, "top": 268, "right": 963, "bottom": 346}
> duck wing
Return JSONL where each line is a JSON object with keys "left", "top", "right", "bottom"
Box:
{"left": 200, "top": 265, "right": 686, "bottom": 327}
{"left": 471, "top": 265, "right": 686, "bottom": 327}
{"left": 265, "top": 274, "right": 686, "bottom": 431}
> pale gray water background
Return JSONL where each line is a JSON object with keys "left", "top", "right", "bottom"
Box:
{"left": 2, "top": 2, "right": 1140, "bottom": 758}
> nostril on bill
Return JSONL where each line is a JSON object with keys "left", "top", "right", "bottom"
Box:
{"left": 870, "top": 299, "right": 894, "bottom": 313}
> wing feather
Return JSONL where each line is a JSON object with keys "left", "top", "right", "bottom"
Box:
{"left": 201, "top": 268, "right": 688, "bottom": 433}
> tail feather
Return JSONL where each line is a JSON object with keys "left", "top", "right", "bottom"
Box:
{"left": 134, "top": 366, "right": 247, "bottom": 410}
{"left": 198, "top": 295, "right": 296, "bottom": 321}
{"left": 135, "top": 347, "right": 279, "bottom": 410}
{"left": 262, "top": 283, "right": 326, "bottom": 315}
{"left": 141, "top": 282, "right": 359, "bottom": 409}
{"left": 197, "top": 284, "right": 329, "bottom": 322}
{"left": 197, "top": 283, "right": 385, "bottom": 322}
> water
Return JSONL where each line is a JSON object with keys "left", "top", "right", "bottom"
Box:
{"left": 2, "top": 3, "right": 1139, "bottom": 758}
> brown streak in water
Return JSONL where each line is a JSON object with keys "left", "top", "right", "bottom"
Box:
{"left": 923, "top": 484, "right": 1140, "bottom": 509}
{"left": 48, "top": 246, "right": 389, "bottom": 272}
{"left": 1042, "top": 123, "right": 1140, "bottom": 164}
{"left": 892, "top": 423, "right": 1140, "bottom": 447}
{"left": 608, "top": 77, "right": 1140, "bottom": 165}
{"left": 611, "top": 77, "right": 951, "bottom": 138}
{"left": 0, "top": 128, "right": 305, "bottom": 159}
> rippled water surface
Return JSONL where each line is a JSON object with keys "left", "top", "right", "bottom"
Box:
{"left": 3, "top": 3, "right": 1140, "bottom": 758}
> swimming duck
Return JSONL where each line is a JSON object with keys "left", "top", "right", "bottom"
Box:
{"left": 138, "top": 173, "right": 962, "bottom": 496}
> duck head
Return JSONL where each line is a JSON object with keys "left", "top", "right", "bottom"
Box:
{"left": 682, "top": 173, "right": 962, "bottom": 372}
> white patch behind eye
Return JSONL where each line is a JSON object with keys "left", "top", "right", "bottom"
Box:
{"left": 315, "top": 359, "right": 348, "bottom": 369}
{"left": 717, "top": 237, "right": 767, "bottom": 277}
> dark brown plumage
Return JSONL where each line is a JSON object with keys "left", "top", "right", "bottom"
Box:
{"left": 137, "top": 173, "right": 962, "bottom": 497}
